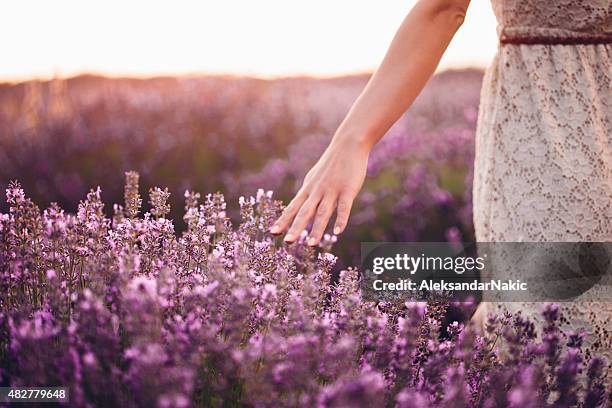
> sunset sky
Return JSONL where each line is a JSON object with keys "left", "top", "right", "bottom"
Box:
{"left": 1, "top": 0, "right": 498, "bottom": 81}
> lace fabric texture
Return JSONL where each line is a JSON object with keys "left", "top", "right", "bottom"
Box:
{"left": 492, "top": 0, "right": 612, "bottom": 40}
{"left": 473, "top": 0, "right": 612, "bottom": 376}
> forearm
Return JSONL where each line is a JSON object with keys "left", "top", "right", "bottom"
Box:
{"left": 332, "top": 0, "right": 470, "bottom": 151}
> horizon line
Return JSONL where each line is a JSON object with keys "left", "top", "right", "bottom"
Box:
{"left": 0, "top": 65, "right": 487, "bottom": 86}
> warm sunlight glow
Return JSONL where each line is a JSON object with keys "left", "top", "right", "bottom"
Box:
{"left": 0, "top": 0, "right": 497, "bottom": 81}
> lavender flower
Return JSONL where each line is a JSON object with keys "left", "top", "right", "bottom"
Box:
{"left": 0, "top": 177, "right": 609, "bottom": 407}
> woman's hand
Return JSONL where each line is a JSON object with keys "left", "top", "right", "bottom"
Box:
{"left": 270, "top": 139, "right": 369, "bottom": 246}
{"left": 268, "top": 0, "right": 469, "bottom": 246}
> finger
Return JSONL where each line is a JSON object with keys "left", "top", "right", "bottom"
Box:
{"left": 333, "top": 192, "right": 354, "bottom": 235}
{"left": 307, "top": 193, "right": 337, "bottom": 246}
{"left": 284, "top": 195, "right": 321, "bottom": 243}
{"left": 270, "top": 190, "right": 308, "bottom": 235}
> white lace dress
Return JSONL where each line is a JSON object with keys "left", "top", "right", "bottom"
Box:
{"left": 473, "top": 0, "right": 612, "bottom": 368}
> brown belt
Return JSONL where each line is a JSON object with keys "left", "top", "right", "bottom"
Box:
{"left": 500, "top": 33, "right": 612, "bottom": 45}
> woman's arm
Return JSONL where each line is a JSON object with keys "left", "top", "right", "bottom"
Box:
{"left": 271, "top": 0, "right": 471, "bottom": 245}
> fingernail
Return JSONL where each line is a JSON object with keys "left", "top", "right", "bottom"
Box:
{"left": 333, "top": 226, "right": 341, "bottom": 235}
{"left": 307, "top": 237, "right": 317, "bottom": 246}
{"left": 284, "top": 233, "right": 294, "bottom": 243}
{"left": 270, "top": 225, "right": 280, "bottom": 234}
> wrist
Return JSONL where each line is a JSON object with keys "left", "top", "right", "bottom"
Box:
{"left": 330, "top": 128, "right": 375, "bottom": 155}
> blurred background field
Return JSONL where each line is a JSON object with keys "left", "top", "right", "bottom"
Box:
{"left": 0, "top": 70, "right": 482, "bottom": 266}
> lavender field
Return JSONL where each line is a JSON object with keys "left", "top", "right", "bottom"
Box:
{"left": 0, "top": 72, "right": 609, "bottom": 407}
{"left": 0, "top": 70, "right": 481, "bottom": 266}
